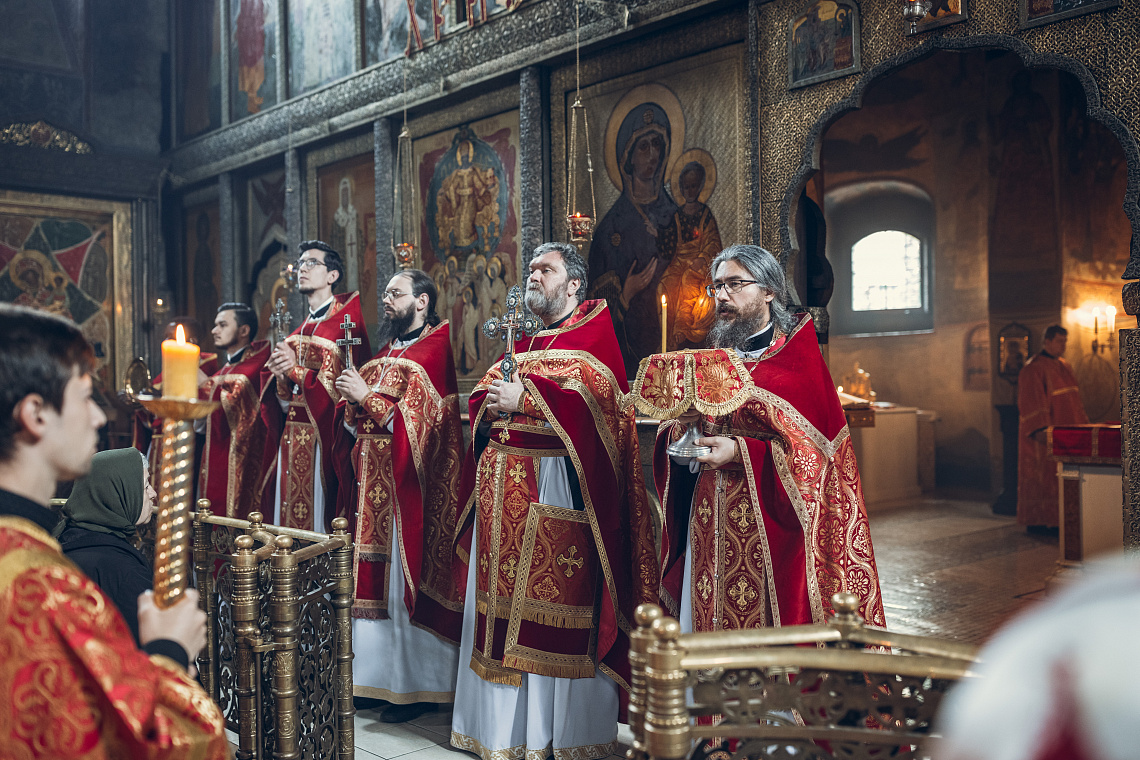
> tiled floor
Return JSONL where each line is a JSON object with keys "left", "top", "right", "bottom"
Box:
{"left": 335, "top": 497, "right": 1057, "bottom": 758}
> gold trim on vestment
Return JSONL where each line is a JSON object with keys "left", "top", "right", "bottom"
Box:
{"left": 352, "top": 684, "right": 455, "bottom": 703}
{"left": 450, "top": 731, "right": 618, "bottom": 760}
{"left": 737, "top": 439, "right": 782, "bottom": 627}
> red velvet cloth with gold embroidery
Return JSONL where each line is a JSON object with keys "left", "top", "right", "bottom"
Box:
{"left": 0, "top": 516, "right": 229, "bottom": 759}
{"left": 456, "top": 300, "right": 661, "bottom": 693}
{"left": 1049, "top": 423, "right": 1121, "bottom": 464}
{"left": 630, "top": 348, "right": 756, "bottom": 419}
{"left": 654, "top": 314, "right": 886, "bottom": 631}
{"left": 198, "top": 340, "right": 271, "bottom": 518}
{"left": 334, "top": 321, "right": 466, "bottom": 643}
{"left": 258, "top": 292, "right": 371, "bottom": 530}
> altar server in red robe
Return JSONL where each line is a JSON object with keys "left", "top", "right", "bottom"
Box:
{"left": 0, "top": 304, "right": 228, "bottom": 759}
{"left": 451, "top": 243, "right": 660, "bottom": 760}
{"left": 334, "top": 269, "right": 466, "bottom": 721}
{"left": 1017, "top": 325, "right": 1088, "bottom": 529}
{"left": 655, "top": 244, "right": 886, "bottom": 636}
{"left": 198, "top": 302, "right": 271, "bottom": 517}
{"left": 260, "top": 240, "right": 371, "bottom": 530}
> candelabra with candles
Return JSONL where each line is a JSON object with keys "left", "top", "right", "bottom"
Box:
{"left": 1091, "top": 305, "right": 1118, "bottom": 354}
{"left": 131, "top": 324, "right": 218, "bottom": 609}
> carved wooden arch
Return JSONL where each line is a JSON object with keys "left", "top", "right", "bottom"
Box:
{"left": 776, "top": 33, "right": 1140, "bottom": 282}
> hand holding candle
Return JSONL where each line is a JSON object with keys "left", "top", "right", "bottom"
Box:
{"left": 161, "top": 324, "right": 200, "bottom": 399}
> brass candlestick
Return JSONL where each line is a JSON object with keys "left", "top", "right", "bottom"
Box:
{"left": 137, "top": 395, "right": 219, "bottom": 608}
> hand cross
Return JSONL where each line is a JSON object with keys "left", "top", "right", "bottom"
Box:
{"left": 337, "top": 313, "right": 362, "bottom": 371}
{"left": 482, "top": 285, "right": 542, "bottom": 378}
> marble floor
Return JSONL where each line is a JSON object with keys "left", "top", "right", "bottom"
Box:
{"left": 276, "top": 496, "right": 1058, "bottom": 759}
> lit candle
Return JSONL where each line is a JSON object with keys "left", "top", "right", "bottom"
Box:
{"left": 1107, "top": 305, "right": 1117, "bottom": 334}
{"left": 161, "top": 324, "right": 200, "bottom": 399}
{"left": 660, "top": 294, "right": 668, "bottom": 354}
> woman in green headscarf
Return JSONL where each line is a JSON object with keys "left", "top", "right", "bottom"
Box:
{"left": 60, "top": 447, "right": 158, "bottom": 645}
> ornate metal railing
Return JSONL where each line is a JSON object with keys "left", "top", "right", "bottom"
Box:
{"left": 628, "top": 593, "right": 979, "bottom": 760}
{"left": 193, "top": 501, "right": 355, "bottom": 760}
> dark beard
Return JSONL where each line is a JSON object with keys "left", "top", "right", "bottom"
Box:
{"left": 384, "top": 306, "right": 416, "bottom": 344}
{"left": 708, "top": 306, "right": 767, "bottom": 349}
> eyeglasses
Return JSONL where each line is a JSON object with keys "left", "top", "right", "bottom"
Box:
{"left": 706, "top": 280, "right": 762, "bottom": 297}
{"left": 382, "top": 289, "right": 409, "bottom": 301}
{"left": 296, "top": 258, "right": 327, "bottom": 271}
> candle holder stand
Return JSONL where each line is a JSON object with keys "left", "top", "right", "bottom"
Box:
{"left": 137, "top": 395, "right": 219, "bottom": 609}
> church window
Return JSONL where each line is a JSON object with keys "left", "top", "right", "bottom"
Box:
{"left": 850, "top": 230, "right": 923, "bottom": 312}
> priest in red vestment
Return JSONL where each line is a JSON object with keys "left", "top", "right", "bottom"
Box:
{"left": 198, "top": 302, "right": 271, "bottom": 518}
{"left": 655, "top": 244, "right": 885, "bottom": 636}
{"left": 260, "top": 241, "right": 371, "bottom": 531}
{"left": 0, "top": 304, "right": 228, "bottom": 759}
{"left": 333, "top": 269, "right": 466, "bottom": 721}
{"left": 451, "top": 243, "right": 660, "bottom": 760}
{"left": 1017, "top": 325, "right": 1088, "bottom": 528}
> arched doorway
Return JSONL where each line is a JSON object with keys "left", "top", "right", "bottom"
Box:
{"left": 779, "top": 43, "right": 1138, "bottom": 641}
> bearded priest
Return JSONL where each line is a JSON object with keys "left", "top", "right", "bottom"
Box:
{"left": 333, "top": 269, "right": 466, "bottom": 721}
{"left": 655, "top": 244, "right": 885, "bottom": 636}
{"left": 260, "top": 240, "right": 371, "bottom": 530}
{"left": 450, "top": 242, "right": 660, "bottom": 760}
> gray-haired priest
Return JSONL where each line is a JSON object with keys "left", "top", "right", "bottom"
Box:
{"left": 451, "top": 242, "right": 661, "bottom": 760}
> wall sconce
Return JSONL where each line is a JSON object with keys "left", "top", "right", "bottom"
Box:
{"left": 902, "top": 0, "right": 932, "bottom": 33}
{"left": 1091, "top": 305, "right": 1117, "bottom": 354}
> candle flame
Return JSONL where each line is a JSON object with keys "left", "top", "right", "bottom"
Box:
{"left": 661, "top": 294, "right": 667, "bottom": 306}
{"left": 1107, "top": 305, "right": 1117, "bottom": 317}
{"left": 176, "top": 324, "right": 186, "bottom": 344}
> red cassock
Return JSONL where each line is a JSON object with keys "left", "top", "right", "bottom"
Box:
{"left": 198, "top": 340, "right": 271, "bottom": 518}
{"left": 258, "top": 293, "right": 372, "bottom": 531}
{"left": 654, "top": 314, "right": 886, "bottom": 631}
{"left": 1017, "top": 352, "right": 1089, "bottom": 527}
{"left": 456, "top": 299, "right": 661, "bottom": 697}
{"left": 333, "top": 321, "right": 467, "bottom": 642}
{"left": 0, "top": 518, "right": 228, "bottom": 759}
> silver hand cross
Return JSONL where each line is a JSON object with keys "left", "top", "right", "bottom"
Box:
{"left": 269, "top": 297, "right": 292, "bottom": 346}
{"left": 482, "top": 285, "right": 541, "bottom": 379}
{"left": 337, "top": 313, "right": 362, "bottom": 371}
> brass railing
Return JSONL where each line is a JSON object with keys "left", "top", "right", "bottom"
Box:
{"left": 193, "top": 501, "right": 355, "bottom": 760}
{"left": 629, "top": 593, "right": 979, "bottom": 760}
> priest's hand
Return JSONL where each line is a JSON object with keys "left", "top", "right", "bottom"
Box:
{"left": 267, "top": 341, "right": 298, "bottom": 380}
{"left": 138, "top": 588, "right": 206, "bottom": 673}
{"left": 336, "top": 368, "right": 370, "bottom": 404}
{"left": 695, "top": 436, "right": 738, "bottom": 469}
{"left": 486, "top": 372, "right": 524, "bottom": 416}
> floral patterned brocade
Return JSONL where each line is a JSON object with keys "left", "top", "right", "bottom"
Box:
{"left": 0, "top": 517, "right": 228, "bottom": 759}
{"left": 630, "top": 349, "right": 754, "bottom": 420}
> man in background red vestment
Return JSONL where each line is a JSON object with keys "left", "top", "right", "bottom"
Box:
{"left": 198, "top": 302, "right": 270, "bottom": 518}
{"left": 655, "top": 244, "right": 885, "bottom": 635}
{"left": 451, "top": 243, "right": 659, "bottom": 760}
{"left": 0, "top": 303, "right": 227, "bottom": 759}
{"left": 334, "top": 269, "right": 465, "bottom": 721}
{"left": 1017, "top": 325, "right": 1088, "bottom": 530}
{"left": 260, "top": 240, "right": 371, "bottom": 531}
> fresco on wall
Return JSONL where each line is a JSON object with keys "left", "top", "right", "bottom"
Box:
{"left": 184, "top": 201, "right": 221, "bottom": 353}
{"left": 572, "top": 50, "right": 745, "bottom": 378}
{"left": 0, "top": 209, "right": 116, "bottom": 389}
{"left": 1020, "top": 0, "right": 1120, "bottom": 29}
{"left": 231, "top": 0, "right": 278, "bottom": 119}
{"left": 247, "top": 169, "right": 287, "bottom": 340}
{"left": 414, "top": 111, "right": 520, "bottom": 383}
{"left": 178, "top": 0, "right": 221, "bottom": 139}
{"left": 363, "top": 0, "right": 432, "bottom": 64}
{"left": 317, "top": 154, "right": 378, "bottom": 341}
{"left": 288, "top": 0, "right": 354, "bottom": 96}
{"left": 788, "top": 0, "right": 859, "bottom": 89}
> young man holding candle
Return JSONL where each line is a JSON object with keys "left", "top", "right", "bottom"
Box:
{"left": 260, "top": 240, "right": 371, "bottom": 531}
{"left": 198, "top": 302, "right": 272, "bottom": 518}
{"left": 333, "top": 269, "right": 466, "bottom": 721}
{"left": 451, "top": 243, "right": 659, "bottom": 760}
{"left": 0, "top": 303, "right": 228, "bottom": 759}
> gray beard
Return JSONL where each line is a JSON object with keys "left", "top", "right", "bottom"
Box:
{"left": 525, "top": 285, "right": 567, "bottom": 323}
{"left": 709, "top": 313, "right": 767, "bottom": 349}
